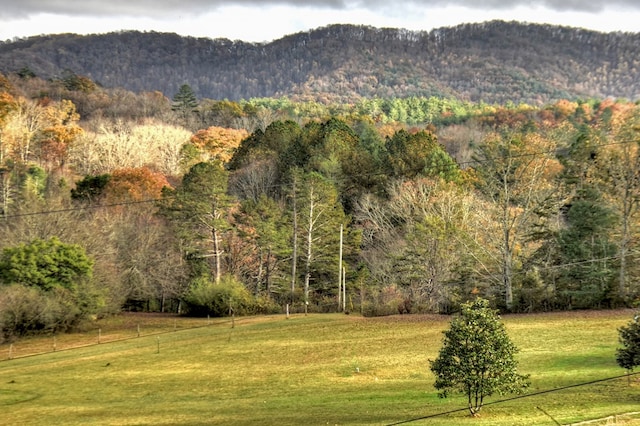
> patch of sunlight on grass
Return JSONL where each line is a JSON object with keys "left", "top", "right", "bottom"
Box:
{"left": 0, "top": 310, "right": 637, "bottom": 425}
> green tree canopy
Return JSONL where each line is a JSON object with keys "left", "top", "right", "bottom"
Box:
{"left": 162, "top": 161, "right": 233, "bottom": 284}
{"left": 235, "top": 195, "right": 292, "bottom": 295}
{"left": 0, "top": 237, "right": 93, "bottom": 292}
{"left": 71, "top": 174, "right": 110, "bottom": 203}
{"left": 384, "top": 129, "right": 460, "bottom": 181}
{"left": 430, "top": 298, "right": 530, "bottom": 416}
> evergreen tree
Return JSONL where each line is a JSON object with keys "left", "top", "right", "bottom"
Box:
{"left": 236, "top": 195, "right": 292, "bottom": 296}
{"left": 616, "top": 313, "right": 640, "bottom": 374}
{"left": 0, "top": 237, "right": 93, "bottom": 292}
{"left": 555, "top": 187, "right": 618, "bottom": 308}
{"left": 162, "top": 161, "right": 232, "bottom": 284}
{"left": 171, "top": 84, "right": 198, "bottom": 123}
{"left": 430, "top": 298, "right": 529, "bottom": 416}
{"left": 383, "top": 129, "right": 460, "bottom": 182}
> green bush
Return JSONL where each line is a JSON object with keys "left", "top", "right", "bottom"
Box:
{"left": 253, "top": 294, "right": 283, "bottom": 315}
{"left": 183, "top": 275, "right": 256, "bottom": 317}
{"left": 0, "top": 237, "right": 102, "bottom": 341}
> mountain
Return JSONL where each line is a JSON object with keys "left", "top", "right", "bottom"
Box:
{"left": 1, "top": 21, "right": 639, "bottom": 105}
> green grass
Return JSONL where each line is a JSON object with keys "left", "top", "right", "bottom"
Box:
{"left": 0, "top": 310, "right": 639, "bottom": 425}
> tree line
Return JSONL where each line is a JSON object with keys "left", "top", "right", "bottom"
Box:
{"left": 2, "top": 21, "right": 640, "bottom": 105}
{"left": 0, "top": 72, "right": 639, "bottom": 341}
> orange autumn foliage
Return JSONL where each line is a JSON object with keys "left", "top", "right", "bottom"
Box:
{"left": 189, "top": 126, "right": 249, "bottom": 164}
{"left": 39, "top": 100, "right": 83, "bottom": 169}
{"left": 104, "top": 167, "right": 172, "bottom": 203}
{"left": 0, "top": 92, "right": 17, "bottom": 125}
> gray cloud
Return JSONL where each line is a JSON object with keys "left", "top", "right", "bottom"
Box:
{"left": 357, "top": 0, "right": 639, "bottom": 12}
{"left": 2, "top": 0, "right": 639, "bottom": 19}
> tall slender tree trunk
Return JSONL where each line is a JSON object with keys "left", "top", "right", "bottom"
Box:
{"left": 619, "top": 186, "right": 633, "bottom": 300}
{"left": 0, "top": 170, "right": 9, "bottom": 218}
{"left": 266, "top": 246, "right": 272, "bottom": 294}
{"left": 212, "top": 227, "right": 221, "bottom": 284}
{"left": 304, "top": 188, "right": 315, "bottom": 316}
{"left": 291, "top": 175, "right": 298, "bottom": 300}
{"left": 503, "top": 235, "right": 513, "bottom": 310}
{"left": 620, "top": 213, "right": 629, "bottom": 299}
{"left": 501, "top": 180, "right": 514, "bottom": 311}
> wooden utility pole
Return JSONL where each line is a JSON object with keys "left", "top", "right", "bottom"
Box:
{"left": 342, "top": 266, "right": 346, "bottom": 312}
{"left": 338, "top": 224, "right": 343, "bottom": 311}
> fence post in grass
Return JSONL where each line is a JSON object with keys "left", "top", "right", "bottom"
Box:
{"left": 137, "top": 324, "right": 140, "bottom": 337}
{"left": 156, "top": 336, "right": 160, "bottom": 354}
{"left": 98, "top": 328, "right": 101, "bottom": 344}
{"left": 207, "top": 315, "right": 211, "bottom": 325}
{"left": 53, "top": 335, "right": 56, "bottom": 352}
{"left": 286, "top": 303, "right": 290, "bottom": 319}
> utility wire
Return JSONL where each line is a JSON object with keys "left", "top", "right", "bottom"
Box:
{"left": 0, "top": 134, "right": 637, "bottom": 219}
{"left": 0, "top": 197, "right": 172, "bottom": 219}
{"left": 386, "top": 371, "right": 640, "bottom": 425}
{"left": 0, "top": 138, "right": 637, "bottom": 282}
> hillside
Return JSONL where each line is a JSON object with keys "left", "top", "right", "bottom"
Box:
{"left": 1, "top": 21, "right": 639, "bottom": 105}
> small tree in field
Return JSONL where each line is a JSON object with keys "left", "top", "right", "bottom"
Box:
{"left": 430, "top": 298, "right": 529, "bottom": 416}
{"left": 616, "top": 313, "right": 640, "bottom": 375}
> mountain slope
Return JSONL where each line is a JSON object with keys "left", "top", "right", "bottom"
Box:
{"left": 1, "top": 21, "right": 639, "bottom": 104}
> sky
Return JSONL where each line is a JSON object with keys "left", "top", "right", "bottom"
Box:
{"left": 1, "top": 1, "right": 639, "bottom": 43}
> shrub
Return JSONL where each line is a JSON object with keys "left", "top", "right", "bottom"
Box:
{"left": 183, "top": 275, "right": 256, "bottom": 317}
{"left": 0, "top": 285, "right": 92, "bottom": 342}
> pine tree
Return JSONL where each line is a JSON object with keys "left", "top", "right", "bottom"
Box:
{"left": 171, "top": 84, "right": 198, "bottom": 123}
{"left": 162, "top": 161, "right": 232, "bottom": 284}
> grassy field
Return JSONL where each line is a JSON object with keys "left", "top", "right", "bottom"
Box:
{"left": 0, "top": 310, "right": 638, "bottom": 425}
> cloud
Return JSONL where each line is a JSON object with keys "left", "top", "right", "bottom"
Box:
{"left": 1, "top": 0, "right": 336, "bottom": 19}
{"left": 2, "top": 0, "right": 639, "bottom": 19}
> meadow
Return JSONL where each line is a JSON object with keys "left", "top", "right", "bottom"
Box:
{"left": 0, "top": 310, "right": 638, "bottom": 425}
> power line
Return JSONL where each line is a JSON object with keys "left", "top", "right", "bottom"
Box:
{"left": 1, "top": 134, "right": 637, "bottom": 219}
{"left": 0, "top": 197, "right": 171, "bottom": 219}
{"left": 386, "top": 371, "right": 640, "bottom": 425}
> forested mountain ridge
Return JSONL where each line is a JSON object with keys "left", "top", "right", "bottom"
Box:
{"left": 1, "top": 20, "right": 639, "bottom": 105}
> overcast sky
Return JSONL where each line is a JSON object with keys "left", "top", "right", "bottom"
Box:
{"left": 1, "top": 1, "right": 639, "bottom": 43}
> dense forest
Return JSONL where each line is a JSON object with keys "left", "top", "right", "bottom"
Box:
{"left": 1, "top": 25, "right": 640, "bottom": 341}
{"left": 1, "top": 21, "right": 640, "bottom": 105}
